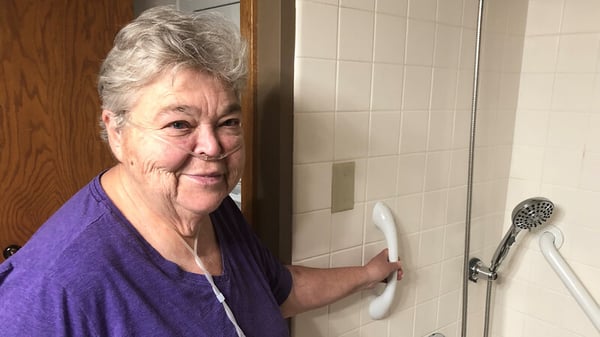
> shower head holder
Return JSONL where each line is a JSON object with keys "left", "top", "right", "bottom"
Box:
{"left": 469, "top": 257, "right": 497, "bottom": 283}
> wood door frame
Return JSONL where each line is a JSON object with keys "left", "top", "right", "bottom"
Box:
{"left": 240, "top": 0, "right": 294, "bottom": 264}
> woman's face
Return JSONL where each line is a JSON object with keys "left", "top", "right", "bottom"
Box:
{"left": 111, "top": 68, "right": 244, "bottom": 217}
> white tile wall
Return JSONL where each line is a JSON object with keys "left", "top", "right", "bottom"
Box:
{"left": 336, "top": 61, "right": 372, "bottom": 111}
{"left": 400, "top": 110, "right": 429, "bottom": 153}
{"left": 295, "top": 1, "right": 338, "bottom": 59}
{"left": 373, "top": 14, "right": 406, "bottom": 64}
{"left": 406, "top": 19, "right": 436, "bottom": 66}
{"left": 500, "top": 0, "right": 600, "bottom": 336}
{"left": 338, "top": 8, "right": 374, "bottom": 62}
{"left": 375, "top": 0, "right": 407, "bottom": 16}
{"left": 368, "top": 111, "right": 401, "bottom": 156}
{"left": 293, "top": 0, "right": 600, "bottom": 336}
{"left": 371, "top": 63, "right": 404, "bottom": 110}
{"left": 402, "top": 66, "right": 433, "bottom": 110}
{"left": 294, "top": 58, "right": 337, "bottom": 112}
{"left": 294, "top": 113, "right": 335, "bottom": 163}
{"left": 562, "top": 0, "right": 600, "bottom": 33}
{"left": 334, "top": 112, "right": 370, "bottom": 160}
{"left": 293, "top": 0, "right": 479, "bottom": 336}
{"left": 408, "top": 0, "right": 436, "bottom": 21}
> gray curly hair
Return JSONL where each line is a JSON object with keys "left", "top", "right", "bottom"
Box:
{"left": 97, "top": 6, "right": 247, "bottom": 141}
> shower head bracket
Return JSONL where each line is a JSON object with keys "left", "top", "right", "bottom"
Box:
{"left": 469, "top": 257, "right": 497, "bottom": 283}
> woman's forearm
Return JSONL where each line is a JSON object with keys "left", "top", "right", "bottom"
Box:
{"left": 280, "top": 249, "right": 403, "bottom": 318}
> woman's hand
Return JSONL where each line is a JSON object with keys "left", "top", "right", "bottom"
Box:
{"left": 363, "top": 248, "right": 404, "bottom": 289}
{"left": 281, "top": 249, "right": 404, "bottom": 317}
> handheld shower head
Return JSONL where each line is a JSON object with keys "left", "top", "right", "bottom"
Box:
{"left": 512, "top": 197, "right": 554, "bottom": 230}
{"left": 489, "top": 197, "right": 554, "bottom": 272}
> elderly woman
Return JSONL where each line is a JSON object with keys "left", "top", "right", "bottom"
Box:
{"left": 0, "top": 6, "right": 402, "bottom": 336}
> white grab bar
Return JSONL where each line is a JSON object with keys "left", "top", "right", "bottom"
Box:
{"left": 369, "top": 202, "right": 398, "bottom": 320}
{"left": 539, "top": 227, "right": 600, "bottom": 332}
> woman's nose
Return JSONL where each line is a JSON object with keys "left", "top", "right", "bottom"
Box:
{"left": 192, "top": 126, "right": 222, "bottom": 158}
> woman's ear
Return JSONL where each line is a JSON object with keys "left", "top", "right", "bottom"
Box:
{"left": 101, "top": 110, "right": 124, "bottom": 161}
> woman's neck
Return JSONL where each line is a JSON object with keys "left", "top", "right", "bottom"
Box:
{"left": 100, "top": 166, "right": 222, "bottom": 274}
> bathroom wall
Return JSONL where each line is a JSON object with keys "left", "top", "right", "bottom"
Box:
{"left": 292, "top": 0, "right": 600, "bottom": 336}
{"left": 493, "top": 0, "right": 600, "bottom": 336}
{"left": 291, "top": 0, "right": 499, "bottom": 336}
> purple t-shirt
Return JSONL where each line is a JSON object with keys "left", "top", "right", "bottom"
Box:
{"left": 0, "top": 174, "right": 292, "bottom": 336}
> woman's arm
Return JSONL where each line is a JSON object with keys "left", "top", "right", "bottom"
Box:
{"left": 280, "top": 249, "right": 403, "bottom": 318}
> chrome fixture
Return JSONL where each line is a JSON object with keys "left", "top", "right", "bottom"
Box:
{"left": 460, "top": 0, "right": 485, "bottom": 334}
{"left": 468, "top": 257, "right": 497, "bottom": 282}
{"left": 469, "top": 197, "right": 553, "bottom": 282}
{"left": 489, "top": 197, "right": 554, "bottom": 272}
{"left": 470, "top": 197, "right": 555, "bottom": 337}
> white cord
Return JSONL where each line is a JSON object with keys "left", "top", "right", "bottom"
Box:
{"left": 180, "top": 234, "right": 246, "bottom": 337}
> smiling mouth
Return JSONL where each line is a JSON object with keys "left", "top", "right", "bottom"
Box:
{"left": 182, "top": 172, "right": 225, "bottom": 185}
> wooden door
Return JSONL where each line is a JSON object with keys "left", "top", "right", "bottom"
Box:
{"left": 0, "top": 1, "right": 132, "bottom": 258}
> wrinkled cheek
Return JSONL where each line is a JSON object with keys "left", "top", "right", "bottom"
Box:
{"left": 131, "top": 145, "right": 185, "bottom": 174}
{"left": 127, "top": 156, "right": 158, "bottom": 177}
{"left": 227, "top": 153, "right": 245, "bottom": 190}
{"left": 128, "top": 157, "right": 178, "bottom": 193}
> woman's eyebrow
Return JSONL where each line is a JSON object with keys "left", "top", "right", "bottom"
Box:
{"left": 224, "top": 102, "right": 242, "bottom": 114}
{"left": 156, "top": 104, "right": 196, "bottom": 117}
{"left": 154, "top": 102, "right": 241, "bottom": 119}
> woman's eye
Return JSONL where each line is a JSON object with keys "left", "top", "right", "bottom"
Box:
{"left": 169, "top": 121, "right": 191, "bottom": 129}
{"left": 161, "top": 121, "right": 194, "bottom": 137}
{"left": 221, "top": 118, "right": 241, "bottom": 128}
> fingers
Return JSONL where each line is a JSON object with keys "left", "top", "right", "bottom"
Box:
{"left": 384, "top": 256, "right": 404, "bottom": 282}
{"left": 393, "top": 257, "right": 403, "bottom": 280}
{"left": 381, "top": 263, "right": 404, "bottom": 283}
